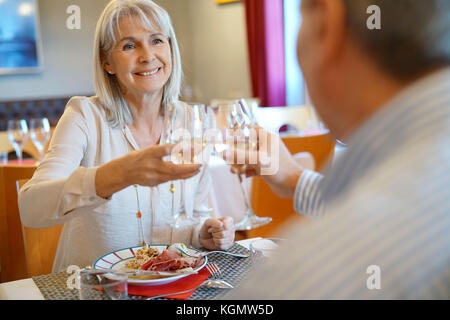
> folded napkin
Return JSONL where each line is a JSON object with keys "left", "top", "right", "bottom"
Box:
{"left": 127, "top": 267, "right": 211, "bottom": 300}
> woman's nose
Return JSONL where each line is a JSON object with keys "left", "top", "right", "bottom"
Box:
{"left": 138, "top": 45, "right": 155, "bottom": 64}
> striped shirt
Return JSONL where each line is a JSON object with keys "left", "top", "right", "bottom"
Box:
{"left": 228, "top": 67, "right": 450, "bottom": 299}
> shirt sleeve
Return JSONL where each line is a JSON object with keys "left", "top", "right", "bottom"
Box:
{"left": 18, "top": 98, "right": 110, "bottom": 228}
{"left": 294, "top": 169, "right": 325, "bottom": 217}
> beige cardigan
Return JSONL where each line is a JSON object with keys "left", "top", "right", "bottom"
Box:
{"left": 18, "top": 96, "right": 211, "bottom": 272}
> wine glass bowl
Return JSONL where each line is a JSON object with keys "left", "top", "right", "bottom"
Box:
{"left": 7, "top": 119, "right": 29, "bottom": 163}
{"left": 30, "top": 118, "right": 51, "bottom": 161}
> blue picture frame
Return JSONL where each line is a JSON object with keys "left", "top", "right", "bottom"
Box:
{"left": 0, "top": 0, "right": 43, "bottom": 75}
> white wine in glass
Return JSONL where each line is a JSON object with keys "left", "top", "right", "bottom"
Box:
{"left": 210, "top": 100, "right": 272, "bottom": 231}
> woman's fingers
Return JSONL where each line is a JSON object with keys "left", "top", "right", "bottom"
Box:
{"left": 157, "top": 160, "right": 201, "bottom": 176}
{"left": 134, "top": 144, "right": 202, "bottom": 186}
{"left": 148, "top": 144, "right": 176, "bottom": 158}
{"left": 213, "top": 237, "right": 234, "bottom": 249}
{"left": 219, "top": 216, "right": 234, "bottom": 229}
{"left": 199, "top": 217, "right": 235, "bottom": 250}
{"left": 209, "top": 228, "right": 234, "bottom": 239}
{"left": 153, "top": 172, "right": 197, "bottom": 186}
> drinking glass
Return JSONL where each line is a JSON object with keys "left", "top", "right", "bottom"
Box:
{"left": 7, "top": 119, "right": 29, "bottom": 162}
{"left": 210, "top": 100, "right": 272, "bottom": 230}
{"left": 162, "top": 103, "right": 204, "bottom": 229}
{"left": 30, "top": 118, "right": 50, "bottom": 161}
{"left": 78, "top": 269, "right": 128, "bottom": 300}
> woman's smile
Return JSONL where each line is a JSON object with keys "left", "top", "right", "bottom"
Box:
{"left": 134, "top": 67, "right": 162, "bottom": 77}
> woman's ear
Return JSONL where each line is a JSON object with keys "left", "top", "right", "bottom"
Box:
{"left": 102, "top": 52, "right": 114, "bottom": 75}
{"left": 104, "top": 62, "right": 114, "bottom": 75}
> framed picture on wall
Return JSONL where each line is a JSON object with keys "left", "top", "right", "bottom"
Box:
{"left": 216, "top": 0, "right": 240, "bottom": 4}
{"left": 0, "top": 0, "right": 43, "bottom": 75}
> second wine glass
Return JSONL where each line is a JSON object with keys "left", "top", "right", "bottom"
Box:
{"left": 210, "top": 100, "right": 272, "bottom": 231}
{"left": 30, "top": 118, "right": 51, "bottom": 162}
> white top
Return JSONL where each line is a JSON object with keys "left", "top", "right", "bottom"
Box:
{"left": 18, "top": 96, "right": 211, "bottom": 272}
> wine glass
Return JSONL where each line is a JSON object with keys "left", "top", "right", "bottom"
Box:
{"left": 190, "top": 103, "right": 215, "bottom": 219}
{"left": 162, "top": 103, "right": 203, "bottom": 229}
{"left": 210, "top": 100, "right": 272, "bottom": 231}
{"left": 7, "top": 119, "right": 29, "bottom": 163}
{"left": 30, "top": 118, "right": 51, "bottom": 161}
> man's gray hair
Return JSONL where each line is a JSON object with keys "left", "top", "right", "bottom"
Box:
{"left": 342, "top": 0, "right": 450, "bottom": 79}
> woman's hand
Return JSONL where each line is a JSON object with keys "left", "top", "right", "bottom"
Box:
{"left": 199, "top": 216, "right": 235, "bottom": 250}
{"left": 95, "top": 144, "right": 201, "bottom": 198}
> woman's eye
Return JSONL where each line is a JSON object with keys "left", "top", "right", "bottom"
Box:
{"left": 153, "top": 38, "right": 164, "bottom": 45}
{"left": 123, "top": 43, "right": 135, "bottom": 50}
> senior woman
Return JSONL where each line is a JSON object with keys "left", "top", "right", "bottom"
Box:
{"left": 18, "top": 0, "right": 235, "bottom": 272}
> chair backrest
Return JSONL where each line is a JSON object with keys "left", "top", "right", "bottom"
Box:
{"left": 0, "top": 164, "right": 37, "bottom": 282}
{"left": 245, "top": 132, "right": 335, "bottom": 239}
{"left": 16, "top": 179, "right": 63, "bottom": 278}
{"left": 253, "top": 105, "right": 322, "bottom": 133}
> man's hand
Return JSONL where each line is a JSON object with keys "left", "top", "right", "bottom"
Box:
{"left": 222, "top": 128, "right": 304, "bottom": 199}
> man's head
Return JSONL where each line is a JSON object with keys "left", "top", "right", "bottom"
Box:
{"left": 298, "top": 0, "right": 450, "bottom": 139}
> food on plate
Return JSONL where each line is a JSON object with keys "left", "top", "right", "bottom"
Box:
{"left": 167, "top": 243, "right": 190, "bottom": 257}
{"left": 124, "top": 247, "right": 159, "bottom": 269}
{"left": 123, "top": 243, "right": 203, "bottom": 275}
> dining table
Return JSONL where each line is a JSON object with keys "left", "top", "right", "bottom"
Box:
{"left": 0, "top": 238, "right": 262, "bottom": 300}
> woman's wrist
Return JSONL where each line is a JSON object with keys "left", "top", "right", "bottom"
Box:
{"left": 95, "top": 156, "right": 131, "bottom": 198}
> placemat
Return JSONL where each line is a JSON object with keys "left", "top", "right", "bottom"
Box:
{"left": 32, "top": 243, "right": 252, "bottom": 300}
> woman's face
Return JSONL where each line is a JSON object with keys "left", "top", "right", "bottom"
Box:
{"left": 105, "top": 16, "right": 172, "bottom": 98}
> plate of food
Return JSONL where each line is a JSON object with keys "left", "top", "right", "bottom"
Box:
{"left": 93, "top": 243, "right": 207, "bottom": 286}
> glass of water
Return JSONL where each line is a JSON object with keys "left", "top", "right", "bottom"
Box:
{"left": 78, "top": 269, "right": 128, "bottom": 300}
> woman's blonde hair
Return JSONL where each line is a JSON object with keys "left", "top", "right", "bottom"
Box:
{"left": 93, "top": 0, "right": 183, "bottom": 128}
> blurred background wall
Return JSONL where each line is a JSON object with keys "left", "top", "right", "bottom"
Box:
{"left": 0, "top": 0, "right": 251, "bottom": 103}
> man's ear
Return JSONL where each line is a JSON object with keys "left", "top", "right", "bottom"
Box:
{"left": 316, "top": 0, "right": 347, "bottom": 67}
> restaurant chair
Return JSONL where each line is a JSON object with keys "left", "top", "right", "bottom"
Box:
{"left": 253, "top": 105, "right": 322, "bottom": 134}
{"left": 245, "top": 130, "right": 335, "bottom": 239}
{"left": 16, "top": 179, "right": 63, "bottom": 278}
{"left": 0, "top": 164, "right": 37, "bottom": 282}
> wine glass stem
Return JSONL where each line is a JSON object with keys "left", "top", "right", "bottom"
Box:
{"left": 180, "top": 180, "right": 186, "bottom": 216}
{"left": 237, "top": 174, "right": 254, "bottom": 217}
{"left": 15, "top": 147, "right": 23, "bottom": 162}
